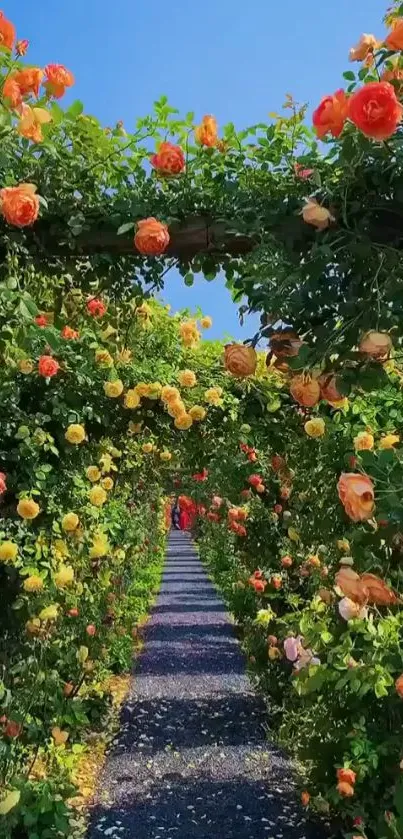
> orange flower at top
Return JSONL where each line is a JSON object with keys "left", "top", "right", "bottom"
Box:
{"left": 337, "top": 472, "right": 375, "bottom": 522}
{"left": 87, "top": 297, "right": 107, "bottom": 318}
{"left": 0, "top": 11, "right": 15, "bottom": 50}
{"left": 18, "top": 105, "right": 52, "bottom": 143}
{"left": 349, "top": 34, "right": 379, "bottom": 62}
{"left": 0, "top": 183, "right": 40, "bottom": 228}
{"left": 134, "top": 218, "right": 170, "bottom": 256}
{"left": 43, "top": 64, "right": 75, "bottom": 99}
{"left": 348, "top": 82, "right": 403, "bottom": 141}
{"left": 385, "top": 19, "right": 403, "bottom": 51}
{"left": 195, "top": 115, "right": 218, "bottom": 147}
{"left": 313, "top": 89, "right": 348, "bottom": 139}
{"left": 151, "top": 142, "right": 185, "bottom": 176}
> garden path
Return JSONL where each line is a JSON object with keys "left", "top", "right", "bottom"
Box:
{"left": 88, "top": 531, "right": 318, "bottom": 839}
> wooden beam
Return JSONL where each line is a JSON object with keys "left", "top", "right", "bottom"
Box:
{"left": 35, "top": 217, "right": 256, "bottom": 260}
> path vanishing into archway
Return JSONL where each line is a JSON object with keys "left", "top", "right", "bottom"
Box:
{"left": 88, "top": 531, "right": 318, "bottom": 839}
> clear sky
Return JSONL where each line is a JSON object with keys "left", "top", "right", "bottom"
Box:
{"left": 5, "top": 1, "right": 383, "bottom": 340}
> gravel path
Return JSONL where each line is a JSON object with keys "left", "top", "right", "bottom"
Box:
{"left": 88, "top": 531, "right": 318, "bottom": 839}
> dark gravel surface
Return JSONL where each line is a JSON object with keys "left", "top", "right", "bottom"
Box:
{"left": 87, "top": 531, "right": 320, "bottom": 839}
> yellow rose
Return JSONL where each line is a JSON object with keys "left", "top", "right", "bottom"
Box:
{"left": 18, "top": 358, "right": 34, "bottom": 374}
{"left": 89, "top": 535, "right": 110, "bottom": 558}
{"left": 104, "top": 379, "right": 124, "bottom": 398}
{"left": 354, "top": 431, "right": 374, "bottom": 451}
{"left": 17, "top": 498, "right": 40, "bottom": 520}
{"left": 161, "top": 385, "right": 180, "bottom": 404}
{"left": 142, "top": 443, "right": 153, "bottom": 454}
{"left": 102, "top": 477, "right": 114, "bottom": 491}
{"left": 54, "top": 565, "right": 75, "bottom": 588}
{"left": 200, "top": 316, "right": 212, "bottom": 329}
{"left": 160, "top": 450, "right": 172, "bottom": 462}
{"left": 135, "top": 382, "right": 149, "bottom": 398}
{"left": 179, "top": 319, "right": 200, "bottom": 347}
{"left": 116, "top": 348, "right": 132, "bottom": 364}
{"left": 89, "top": 486, "right": 107, "bottom": 507}
{"left": 51, "top": 726, "right": 69, "bottom": 746}
{"left": 39, "top": 604, "right": 58, "bottom": 621}
{"left": 65, "top": 424, "right": 86, "bottom": 445}
{"left": 124, "top": 389, "right": 140, "bottom": 409}
{"left": 302, "top": 198, "right": 334, "bottom": 230}
{"left": 178, "top": 370, "right": 197, "bottom": 388}
{"left": 379, "top": 434, "right": 400, "bottom": 450}
{"left": 167, "top": 400, "right": 186, "bottom": 418}
{"left": 23, "top": 575, "right": 44, "bottom": 593}
{"left": 86, "top": 466, "right": 101, "bottom": 483}
{"left": 337, "top": 539, "right": 350, "bottom": 553}
{"left": 304, "top": 418, "right": 325, "bottom": 438}
{"left": 62, "top": 512, "right": 79, "bottom": 532}
{"left": 0, "top": 541, "right": 18, "bottom": 562}
{"left": 95, "top": 349, "right": 113, "bottom": 367}
{"left": 189, "top": 405, "right": 207, "bottom": 422}
{"left": 204, "top": 387, "right": 223, "bottom": 406}
{"left": 128, "top": 421, "right": 143, "bottom": 434}
{"left": 224, "top": 344, "right": 257, "bottom": 378}
{"left": 174, "top": 413, "right": 193, "bottom": 430}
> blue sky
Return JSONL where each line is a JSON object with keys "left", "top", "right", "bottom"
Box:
{"left": 5, "top": 0, "right": 382, "bottom": 339}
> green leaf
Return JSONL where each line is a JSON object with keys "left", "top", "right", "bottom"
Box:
{"left": 117, "top": 222, "right": 135, "bottom": 235}
{"left": 343, "top": 71, "right": 356, "bottom": 81}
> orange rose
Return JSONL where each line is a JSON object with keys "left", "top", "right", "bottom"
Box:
{"left": 349, "top": 34, "right": 379, "bottom": 62}
{"left": 61, "top": 326, "right": 79, "bottom": 339}
{"left": 134, "top": 218, "right": 170, "bottom": 256}
{"left": 38, "top": 355, "right": 59, "bottom": 378}
{"left": 385, "top": 20, "right": 403, "bottom": 51}
{"left": 302, "top": 198, "right": 334, "bottom": 230}
{"left": 337, "top": 782, "right": 355, "bottom": 797}
{"left": 10, "top": 67, "right": 43, "bottom": 98}
{"left": 290, "top": 374, "right": 320, "bottom": 407}
{"left": 337, "top": 472, "right": 375, "bottom": 522}
{"left": 359, "top": 330, "right": 392, "bottom": 360}
{"left": 313, "top": 89, "right": 348, "bottom": 139}
{"left": 301, "top": 791, "right": 310, "bottom": 807}
{"left": 354, "top": 431, "right": 374, "bottom": 451}
{"left": 224, "top": 344, "right": 257, "bottom": 378}
{"left": 151, "top": 142, "right": 185, "bottom": 175}
{"left": 0, "top": 184, "right": 40, "bottom": 228}
{"left": 337, "top": 768, "right": 356, "bottom": 785}
{"left": 348, "top": 82, "right": 403, "bottom": 140}
{"left": 43, "top": 64, "right": 75, "bottom": 99}
{"left": 3, "top": 77, "right": 22, "bottom": 109}
{"left": 195, "top": 115, "right": 218, "bottom": 147}
{"left": 0, "top": 11, "right": 15, "bottom": 50}
{"left": 396, "top": 674, "right": 403, "bottom": 697}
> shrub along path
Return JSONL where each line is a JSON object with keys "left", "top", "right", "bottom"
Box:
{"left": 88, "top": 531, "right": 318, "bottom": 839}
